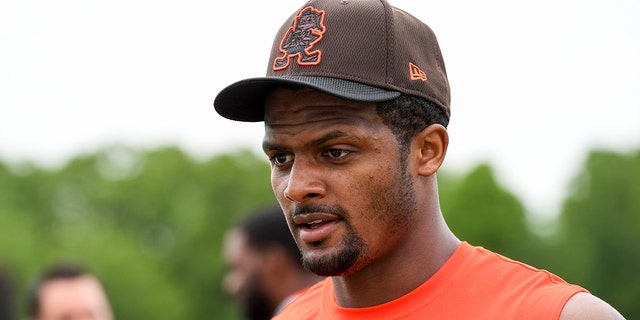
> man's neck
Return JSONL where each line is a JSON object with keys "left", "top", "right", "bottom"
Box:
{"left": 331, "top": 226, "right": 460, "bottom": 308}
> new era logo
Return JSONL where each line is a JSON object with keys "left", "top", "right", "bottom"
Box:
{"left": 409, "top": 62, "right": 428, "bottom": 81}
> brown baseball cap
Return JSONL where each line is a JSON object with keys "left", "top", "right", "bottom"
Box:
{"left": 214, "top": 0, "right": 450, "bottom": 122}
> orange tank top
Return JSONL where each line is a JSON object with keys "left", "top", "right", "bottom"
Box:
{"left": 273, "top": 242, "right": 587, "bottom": 320}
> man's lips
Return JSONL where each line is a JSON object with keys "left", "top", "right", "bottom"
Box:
{"left": 293, "top": 213, "right": 340, "bottom": 244}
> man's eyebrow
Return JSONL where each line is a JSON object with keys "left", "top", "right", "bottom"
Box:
{"left": 309, "top": 130, "right": 351, "bottom": 146}
{"left": 262, "top": 130, "right": 355, "bottom": 152}
{"left": 262, "top": 141, "right": 283, "bottom": 153}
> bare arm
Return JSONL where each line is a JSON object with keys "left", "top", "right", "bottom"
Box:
{"left": 560, "top": 292, "right": 626, "bottom": 320}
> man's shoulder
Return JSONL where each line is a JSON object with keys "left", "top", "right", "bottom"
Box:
{"left": 560, "top": 292, "right": 626, "bottom": 320}
{"left": 468, "top": 244, "right": 582, "bottom": 289}
{"left": 453, "top": 244, "right": 589, "bottom": 317}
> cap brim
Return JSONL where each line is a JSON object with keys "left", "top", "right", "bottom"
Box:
{"left": 213, "top": 76, "right": 401, "bottom": 122}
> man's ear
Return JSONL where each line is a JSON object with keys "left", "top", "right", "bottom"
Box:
{"left": 415, "top": 124, "right": 448, "bottom": 177}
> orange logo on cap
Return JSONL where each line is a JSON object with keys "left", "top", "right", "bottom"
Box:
{"left": 409, "top": 62, "right": 428, "bottom": 81}
{"left": 273, "top": 6, "right": 326, "bottom": 71}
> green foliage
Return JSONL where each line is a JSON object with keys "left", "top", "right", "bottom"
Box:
{"left": 552, "top": 149, "right": 640, "bottom": 317}
{"left": 440, "top": 163, "right": 538, "bottom": 263}
{"left": 0, "top": 146, "right": 275, "bottom": 319}
{"left": 0, "top": 145, "right": 637, "bottom": 319}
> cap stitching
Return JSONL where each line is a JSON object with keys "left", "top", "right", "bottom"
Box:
{"left": 383, "top": 0, "right": 393, "bottom": 87}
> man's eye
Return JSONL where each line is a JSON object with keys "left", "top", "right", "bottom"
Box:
{"left": 326, "top": 149, "right": 349, "bottom": 159}
{"left": 270, "top": 153, "right": 292, "bottom": 165}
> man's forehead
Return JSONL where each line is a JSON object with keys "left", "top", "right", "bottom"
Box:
{"left": 265, "top": 88, "right": 377, "bottom": 124}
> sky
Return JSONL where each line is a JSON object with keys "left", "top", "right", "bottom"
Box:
{"left": 1, "top": 0, "right": 639, "bottom": 220}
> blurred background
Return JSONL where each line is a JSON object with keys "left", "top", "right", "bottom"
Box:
{"left": 1, "top": 0, "right": 638, "bottom": 319}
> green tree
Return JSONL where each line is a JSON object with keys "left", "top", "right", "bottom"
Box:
{"left": 440, "top": 163, "right": 539, "bottom": 264}
{"left": 552, "top": 149, "right": 640, "bottom": 318}
{"left": 0, "top": 146, "right": 275, "bottom": 319}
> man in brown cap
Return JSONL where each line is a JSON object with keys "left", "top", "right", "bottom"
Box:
{"left": 214, "top": 0, "right": 625, "bottom": 318}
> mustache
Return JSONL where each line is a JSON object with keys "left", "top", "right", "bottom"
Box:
{"left": 292, "top": 203, "right": 347, "bottom": 218}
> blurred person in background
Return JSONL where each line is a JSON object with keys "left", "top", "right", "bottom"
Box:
{"left": 26, "top": 263, "right": 113, "bottom": 320}
{"left": 222, "top": 205, "right": 322, "bottom": 320}
{"left": 0, "top": 265, "right": 16, "bottom": 320}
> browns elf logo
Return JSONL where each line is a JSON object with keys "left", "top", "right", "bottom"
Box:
{"left": 273, "top": 6, "right": 326, "bottom": 71}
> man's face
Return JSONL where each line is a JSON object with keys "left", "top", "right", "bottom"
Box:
{"left": 222, "top": 230, "right": 273, "bottom": 320}
{"left": 37, "top": 276, "right": 113, "bottom": 320}
{"left": 263, "top": 88, "right": 418, "bottom": 277}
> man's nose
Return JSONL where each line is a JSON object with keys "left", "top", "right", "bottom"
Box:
{"left": 283, "top": 159, "right": 326, "bottom": 203}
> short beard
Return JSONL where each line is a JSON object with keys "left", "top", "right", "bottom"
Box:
{"left": 301, "top": 226, "right": 365, "bottom": 276}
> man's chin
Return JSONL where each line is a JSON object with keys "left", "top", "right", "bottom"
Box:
{"left": 302, "top": 248, "right": 360, "bottom": 277}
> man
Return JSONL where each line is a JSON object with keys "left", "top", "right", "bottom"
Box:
{"left": 223, "top": 205, "right": 322, "bottom": 320}
{"left": 213, "top": 0, "right": 626, "bottom": 318}
{"left": 27, "top": 263, "right": 113, "bottom": 320}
